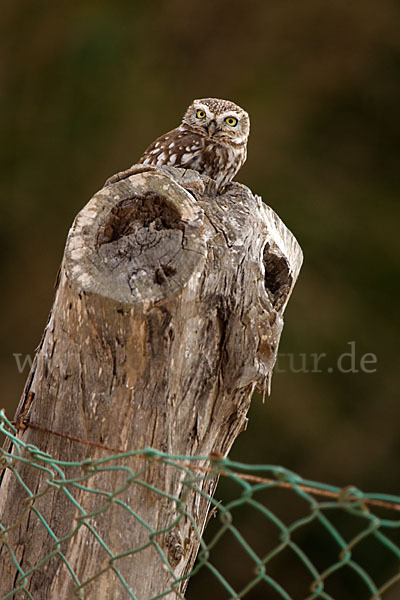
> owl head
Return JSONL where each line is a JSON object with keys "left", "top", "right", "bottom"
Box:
{"left": 182, "top": 98, "right": 250, "bottom": 146}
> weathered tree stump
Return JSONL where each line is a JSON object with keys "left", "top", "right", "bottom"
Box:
{"left": 0, "top": 165, "right": 302, "bottom": 599}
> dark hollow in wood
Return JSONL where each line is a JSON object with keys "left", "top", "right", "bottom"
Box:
{"left": 0, "top": 165, "right": 303, "bottom": 599}
{"left": 263, "top": 242, "right": 292, "bottom": 310}
{"left": 97, "top": 192, "right": 185, "bottom": 289}
{"left": 97, "top": 192, "right": 185, "bottom": 246}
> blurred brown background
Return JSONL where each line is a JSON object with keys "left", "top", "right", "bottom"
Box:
{"left": 1, "top": 1, "right": 399, "bottom": 597}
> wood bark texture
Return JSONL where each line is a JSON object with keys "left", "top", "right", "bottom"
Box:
{"left": 0, "top": 165, "right": 303, "bottom": 599}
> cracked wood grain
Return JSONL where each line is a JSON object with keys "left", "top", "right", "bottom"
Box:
{"left": 0, "top": 165, "right": 302, "bottom": 599}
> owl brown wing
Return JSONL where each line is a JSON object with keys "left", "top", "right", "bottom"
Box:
{"left": 138, "top": 127, "right": 204, "bottom": 168}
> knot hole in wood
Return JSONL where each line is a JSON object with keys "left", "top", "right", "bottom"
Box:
{"left": 97, "top": 192, "right": 184, "bottom": 248}
{"left": 263, "top": 242, "right": 292, "bottom": 311}
{"left": 93, "top": 188, "right": 204, "bottom": 302}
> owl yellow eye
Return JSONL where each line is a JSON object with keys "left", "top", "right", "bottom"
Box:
{"left": 196, "top": 109, "right": 206, "bottom": 119}
{"left": 224, "top": 116, "right": 238, "bottom": 127}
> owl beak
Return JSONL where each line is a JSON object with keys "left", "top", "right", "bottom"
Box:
{"left": 207, "top": 120, "right": 217, "bottom": 136}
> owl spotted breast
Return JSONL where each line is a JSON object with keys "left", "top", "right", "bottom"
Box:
{"left": 139, "top": 98, "right": 250, "bottom": 191}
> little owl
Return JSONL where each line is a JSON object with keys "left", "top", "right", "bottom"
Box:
{"left": 139, "top": 98, "right": 250, "bottom": 190}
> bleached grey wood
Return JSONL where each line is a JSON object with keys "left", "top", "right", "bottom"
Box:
{"left": 0, "top": 165, "right": 302, "bottom": 599}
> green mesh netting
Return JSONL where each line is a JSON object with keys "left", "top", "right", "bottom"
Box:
{"left": 1, "top": 410, "right": 399, "bottom": 600}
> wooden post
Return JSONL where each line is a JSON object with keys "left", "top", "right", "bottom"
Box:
{"left": 0, "top": 165, "right": 302, "bottom": 599}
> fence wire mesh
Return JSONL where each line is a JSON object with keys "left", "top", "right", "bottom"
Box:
{"left": 0, "top": 409, "right": 400, "bottom": 600}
